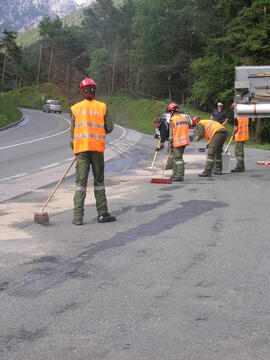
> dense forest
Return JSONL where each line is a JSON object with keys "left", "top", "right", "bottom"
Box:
{"left": 1, "top": 0, "right": 270, "bottom": 140}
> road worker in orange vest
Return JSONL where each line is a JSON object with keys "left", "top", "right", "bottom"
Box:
{"left": 70, "top": 77, "right": 116, "bottom": 225}
{"left": 193, "top": 116, "right": 227, "bottom": 177}
{"left": 231, "top": 102, "right": 252, "bottom": 172}
{"left": 167, "top": 103, "right": 190, "bottom": 182}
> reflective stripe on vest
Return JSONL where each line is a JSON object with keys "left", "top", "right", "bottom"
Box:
{"left": 71, "top": 99, "right": 106, "bottom": 154}
{"left": 199, "top": 119, "right": 225, "bottom": 144}
{"left": 235, "top": 117, "right": 249, "bottom": 142}
{"left": 171, "top": 114, "right": 190, "bottom": 147}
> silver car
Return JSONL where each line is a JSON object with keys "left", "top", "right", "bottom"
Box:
{"left": 43, "top": 100, "right": 62, "bottom": 113}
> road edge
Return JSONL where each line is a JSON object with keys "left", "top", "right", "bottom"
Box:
{"left": 0, "top": 115, "right": 24, "bottom": 132}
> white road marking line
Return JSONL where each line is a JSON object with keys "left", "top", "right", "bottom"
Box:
{"left": 0, "top": 177, "right": 12, "bottom": 182}
{"left": 109, "top": 125, "right": 127, "bottom": 145}
{"left": 40, "top": 163, "right": 60, "bottom": 170}
{"left": 0, "top": 114, "right": 70, "bottom": 151}
{"left": 0, "top": 173, "right": 28, "bottom": 182}
{"left": 11, "top": 173, "right": 28, "bottom": 179}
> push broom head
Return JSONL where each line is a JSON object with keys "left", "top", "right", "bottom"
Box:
{"left": 34, "top": 212, "right": 49, "bottom": 224}
{"left": 150, "top": 178, "right": 172, "bottom": 184}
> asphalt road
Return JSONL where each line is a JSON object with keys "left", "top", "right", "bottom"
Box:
{"left": 1, "top": 110, "right": 270, "bottom": 359}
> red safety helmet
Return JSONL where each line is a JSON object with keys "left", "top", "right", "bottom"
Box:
{"left": 192, "top": 116, "right": 200, "bottom": 126}
{"left": 80, "top": 77, "right": 97, "bottom": 89}
{"left": 167, "top": 102, "right": 179, "bottom": 112}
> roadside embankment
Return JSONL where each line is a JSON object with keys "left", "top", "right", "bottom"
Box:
{"left": 0, "top": 95, "right": 22, "bottom": 129}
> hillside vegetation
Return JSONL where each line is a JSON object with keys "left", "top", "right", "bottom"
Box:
{"left": 102, "top": 95, "right": 211, "bottom": 135}
{"left": 3, "top": 84, "right": 70, "bottom": 112}
{"left": 0, "top": 96, "right": 22, "bottom": 128}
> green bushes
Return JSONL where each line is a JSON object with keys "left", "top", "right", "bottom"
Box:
{"left": 0, "top": 95, "right": 22, "bottom": 128}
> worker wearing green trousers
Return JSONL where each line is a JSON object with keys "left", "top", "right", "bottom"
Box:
{"left": 166, "top": 148, "right": 174, "bottom": 170}
{"left": 193, "top": 118, "right": 227, "bottom": 176}
{"left": 205, "top": 131, "right": 227, "bottom": 174}
{"left": 234, "top": 141, "right": 245, "bottom": 171}
{"left": 171, "top": 146, "right": 185, "bottom": 179}
{"left": 74, "top": 151, "right": 108, "bottom": 220}
{"left": 70, "top": 77, "right": 116, "bottom": 225}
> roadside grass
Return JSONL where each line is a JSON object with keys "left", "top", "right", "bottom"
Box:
{"left": 0, "top": 94, "right": 22, "bottom": 128}
{"left": 102, "top": 95, "right": 211, "bottom": 134}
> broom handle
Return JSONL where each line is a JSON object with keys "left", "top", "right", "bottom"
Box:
{"left": 40, "top": 157, "right": 77, "bottom": 213}
{"left": 162, "top": 148, "right": 171, "bottom": 177}
{"left": 151, "top": 139, "right": 161, "bottom": 168}
{"left": 224, "top": 134, "right": 234, "bottom": 154}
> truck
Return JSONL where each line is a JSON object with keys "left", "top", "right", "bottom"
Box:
{"left": 234, "top": 65, "right": 270, "bottom": 118}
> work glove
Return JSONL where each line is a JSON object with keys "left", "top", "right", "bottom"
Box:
{"left": 156, "top": 143, "right": 164, "bottom": 151}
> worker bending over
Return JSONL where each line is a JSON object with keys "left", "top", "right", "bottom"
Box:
{"left": 193, "top": 117, "right": 227, "bottom": 177}
{"left": 168, "top": 103, "right": 190, "bottom": 182}
{"left": 70, "top": 77, "right": 116, "bottom": 225}
{"left": 153, "top": 116, "right": 169, "bottom": 151}
{"left": 231, "top": 103, "right": 252, "bottom": 172}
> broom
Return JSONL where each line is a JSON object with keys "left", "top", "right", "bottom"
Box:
{"left": 150, "top": 148, "right": 172, "bottom": 184}
{"left": 34, "top": 157, "right": 76, "bottom": 224}
{"left": 224, "top": 134, "right": 234, "bottom": 154}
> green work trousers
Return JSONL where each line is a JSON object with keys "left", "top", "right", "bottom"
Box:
{"left": 166, "top": 145, "right": 174, "bottom": 170}
{"left": 73, "top": 151, "right": 108, "bottom": 220}
{"left": 205, "top": 131, "right": 227, "bottom": 174}
{"left": 235, "top": 141, "right": 245, "bottom": 170}
{"left": 172, "top": 146, "right": 185, "bottom": 180}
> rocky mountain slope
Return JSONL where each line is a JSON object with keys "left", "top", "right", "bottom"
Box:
{"left": 0, "top": 0, "right": 92, "bottom": 32}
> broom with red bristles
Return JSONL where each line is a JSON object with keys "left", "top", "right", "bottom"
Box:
{"left": 150, "top": 149, "right": 172, "bottom": 184}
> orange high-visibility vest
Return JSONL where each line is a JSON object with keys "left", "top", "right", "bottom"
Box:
{"left": 235, "top": 117, "right": 249, "bottom": 142}
{"left": 199, "top": 119, "right": 225, "bottom": 144}
{"left": 171, "top": 114, "right": 190, "bottom": 147}
{"left": 71, "top": 99, "right": 106, "bottom": 154}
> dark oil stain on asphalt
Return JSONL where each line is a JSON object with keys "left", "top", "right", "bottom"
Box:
{"left": 6, "top": 200, "right": 227, "bottom": 299}
{"left": 26, "top": 256, "right": 59, "bottom": 265}
{"left": 0, "top": 327, "right": 46, "bottom": 351}
{"left": 88, "top": 198, "right": 172, "bottom": 223}
{"left": 158, "top": 194, "right": 173, "bottom": 199}
{"left": 135, "top": 199, "right": 171, "bottom": 212}
{"left": 0, "top": 281, "right": 9, "bottom": 292}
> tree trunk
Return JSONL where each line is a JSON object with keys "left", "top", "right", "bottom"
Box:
{"left": 181, "top": 93, "right": 185, "bottom": 105}
{"left": 19, "top": 71, "right": 23, "bottom": 88}
{"left": 168, "top": 73, "right": 172, "bottom": 101}
{"left": 125, "top": 62, "right": 128, "bottom": 91}
{"left": 255, "top": 119, "right": 262, "bottom": 144}
{"left": 48, "top": 42, "right": 55, "bottom": 83}
{"left": 67, "top": 64, "right": 71, "bottom": 96}
{"left": 135, "top": 71, "right": 140, "bottom": 94}
{"left": 37, "top": 40, "right": 43, "bottom": 89}
{"left": 111, "top": 49, "right": 118, "bottom": 95}
{"left": 1, "top": 46, "right": 7, "bottom": 92}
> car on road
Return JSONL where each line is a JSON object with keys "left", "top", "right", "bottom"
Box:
{"left": 154, "top": 113, "right": 194, "bottom": 141}
{"left": 43, "top": 100, "right": 62, "bottom": 113}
